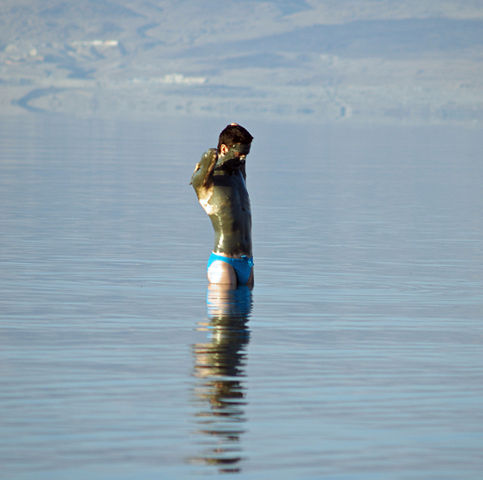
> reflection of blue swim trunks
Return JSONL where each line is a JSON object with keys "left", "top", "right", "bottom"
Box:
{"left": 207, "top": 253, "right": 254, "bottom": 285}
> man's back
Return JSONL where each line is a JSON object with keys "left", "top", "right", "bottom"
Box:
{"left": 208, "top": 168, "right": 252, "bottom": 257}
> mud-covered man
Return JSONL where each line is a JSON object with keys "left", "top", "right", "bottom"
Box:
{"left": 191, "top": 123, "right": 254, "bottom": 287}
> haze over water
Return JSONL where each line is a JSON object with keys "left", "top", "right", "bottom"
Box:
{"left": 1, "top": 115, "right": 482, "bottom": 479}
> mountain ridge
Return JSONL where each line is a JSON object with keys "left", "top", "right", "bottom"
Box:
{"left": 1, "top": 0, "right": 482, "bottom": 124}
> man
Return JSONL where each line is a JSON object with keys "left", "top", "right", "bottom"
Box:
{"left": 191, "top": 123, "right": 254, "bottom": 287}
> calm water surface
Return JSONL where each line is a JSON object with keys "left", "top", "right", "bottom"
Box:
{"left": 0, "top": 116, "right": 482, "bottom": 479}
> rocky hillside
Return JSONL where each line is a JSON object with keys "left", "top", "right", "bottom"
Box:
{"left": 1, "top": 0, "right": 482, "bottom": 124}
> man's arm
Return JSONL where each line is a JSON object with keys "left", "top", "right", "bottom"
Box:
{"left": 190, "top": 149, "right": 218, "bottom": 192}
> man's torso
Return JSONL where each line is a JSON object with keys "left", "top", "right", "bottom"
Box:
{"left": 192, "top": 149, "right": 252, "bottom": 257}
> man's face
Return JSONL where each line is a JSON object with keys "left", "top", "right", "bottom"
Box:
{"left": 216, "top": 143, "right": 251, "bottom": 171}
{"left": 226, "top": 143, "right": 251, "bottom": 160}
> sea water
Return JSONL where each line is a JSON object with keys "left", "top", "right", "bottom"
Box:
{"left": 0, "top": 115, "right": 482, "bottom": 479}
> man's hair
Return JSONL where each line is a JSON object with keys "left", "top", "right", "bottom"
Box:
{"left": 217, "top": 124, "right": 253, "bottom": 151}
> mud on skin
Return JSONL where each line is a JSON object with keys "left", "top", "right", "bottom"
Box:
{"left": 191, "top": 144, "right": 252, "bottom": 257}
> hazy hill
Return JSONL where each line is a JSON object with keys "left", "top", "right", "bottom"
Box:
{"left": 1, "top": 0, "right": 482, "bottom": 124}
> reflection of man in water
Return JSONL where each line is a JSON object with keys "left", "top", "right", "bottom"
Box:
{"left": 192, "top": 285, "right": 252, "bottom": 473}
{"left": 191, "top": 124, "right": 254, "bottom": 287}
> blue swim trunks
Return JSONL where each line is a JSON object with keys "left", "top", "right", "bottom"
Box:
{"left": 207, "top": 252, "right": 254, "bottom": 285}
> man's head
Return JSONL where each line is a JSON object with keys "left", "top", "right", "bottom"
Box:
{"left": 217, "top": 123, "right": 253, "bottom": 154}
